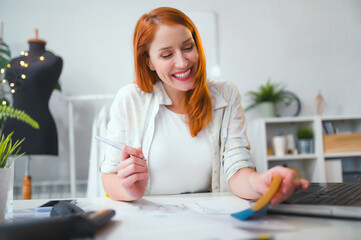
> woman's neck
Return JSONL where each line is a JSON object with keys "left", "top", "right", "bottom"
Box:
{"left": 28, "top": 42, "right": 46, "bottom": 55}
{"left": 163, "top": 84, "right": 185, "bottom": 114}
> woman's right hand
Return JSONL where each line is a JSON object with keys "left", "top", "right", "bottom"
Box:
{"left": 116, "top": 145, "right": 149, "bottom": 200}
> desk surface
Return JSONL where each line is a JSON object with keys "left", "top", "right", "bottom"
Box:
{"left": 12, "top": 192, "right": 361, "bottom": 240}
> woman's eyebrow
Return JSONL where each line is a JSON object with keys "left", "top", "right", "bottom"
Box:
{"left": 158, "top": 46, "right": 172, "bottom": 52}
{"left": 158, "top": 38, "right": 193, "bottom": 52}
{"left": 181, "top": 38, "right": 193, "bottom": 45}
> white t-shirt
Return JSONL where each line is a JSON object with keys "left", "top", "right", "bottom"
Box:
{"left": 148, "top": 105, "right": 212, "bottom": 194}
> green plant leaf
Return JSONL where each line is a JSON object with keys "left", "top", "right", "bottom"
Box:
{"left": 297, "top": 126, "right": 314, "bottom": 139}
{"left": 0, "top": 132, "right": 25, "bottom": 168}
{"left": 0, "top": 39, "right": 11, "bottom": 69}
{"left": 46, "top": 50, "right": 54, "bottom": 55}
{"left": 0, "top": 106, "right": 40, "bottom": 129}
{"left": 54, "top": 82, "right": 62, "bottom": 91}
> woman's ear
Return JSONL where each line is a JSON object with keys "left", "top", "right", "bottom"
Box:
{"left": 146, "top": 57, "right": 155, "bottom": 71}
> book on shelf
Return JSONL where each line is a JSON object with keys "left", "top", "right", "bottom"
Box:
{"left": 323, "top": 121, "right": 335, "bottom": 134}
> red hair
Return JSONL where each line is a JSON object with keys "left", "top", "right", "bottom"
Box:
{"left": 133, "top": 7, "right": 212, "bottom": 137}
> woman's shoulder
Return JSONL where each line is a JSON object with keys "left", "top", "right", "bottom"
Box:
{"left": 207, "top": 78, "right": 239, "bottom": 97}
{"left": 114, "top": 83, "right": 151, "bottom": 103}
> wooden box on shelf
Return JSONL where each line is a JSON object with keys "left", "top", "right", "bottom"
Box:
{"left": 323, "top": 133, "right": 361, "bottom": 153}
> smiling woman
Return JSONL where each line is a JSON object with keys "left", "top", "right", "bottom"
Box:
{"left": 133, "top": 8, "right": 211, "bottom": 136}
{"left": 146, "top": 24, "right": 200, "bottom": 108}
{"left": 99, "top": 7, "right": 309, "bottom": 204}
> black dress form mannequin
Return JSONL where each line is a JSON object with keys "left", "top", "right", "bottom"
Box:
{"left": 3, "top": 33, "right": 62, "bottom": 155}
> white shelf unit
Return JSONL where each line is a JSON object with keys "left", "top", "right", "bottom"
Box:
{"left": 248, "top": 116, "right": 361, "bottom": 183}
{"left": 267, "top": 154, "right": 317, "bottom": 161}
{"left": 324, "top": 152, "right": 361, "bottom": 158}
{"left": 322, "top": 117, "right": 361, "bottom": 183}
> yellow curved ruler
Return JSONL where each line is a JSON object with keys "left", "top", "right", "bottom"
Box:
{"left": 252, "top": 173, "right": 282, "bottom": 211}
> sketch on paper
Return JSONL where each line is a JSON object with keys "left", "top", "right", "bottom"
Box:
{"left": 135, "top": 199, "right": 242, "bottom": 216}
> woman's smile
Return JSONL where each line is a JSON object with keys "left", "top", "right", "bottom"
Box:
{"left": 172, "top": 67, "right": 193, "bottom": 81}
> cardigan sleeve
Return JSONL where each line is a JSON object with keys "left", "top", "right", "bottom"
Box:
{"left": 99, "top": 87, "right": 129, "bottom": 173}
{"left": 221, "top": 81, "right": 255, "bottom": 182}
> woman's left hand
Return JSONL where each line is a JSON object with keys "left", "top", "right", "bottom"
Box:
{"left": 252, "top": 166, "right": 309, "bottom": 206}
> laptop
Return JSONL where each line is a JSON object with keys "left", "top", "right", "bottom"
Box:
{"left": 268, "top": 182, "right": 361, "bottom": 220}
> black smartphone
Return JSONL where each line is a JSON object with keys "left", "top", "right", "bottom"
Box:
{"left": 35, "top": 199, "right": 76, "bottom": 212}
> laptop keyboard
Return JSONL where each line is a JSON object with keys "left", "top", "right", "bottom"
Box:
{"left": 293, "top": 183, "right": 361, "bottom": 206}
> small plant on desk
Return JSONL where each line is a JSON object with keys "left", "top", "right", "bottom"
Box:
{"left": 0, "top": 105, "right": 39, "bottom": 222}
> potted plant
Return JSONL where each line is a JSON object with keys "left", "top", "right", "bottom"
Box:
{"left": 0, "top": 106, "right": 39, "bottom": 223}
{"left": 245, "top": 79, "right": 291, "bottom": 118}
{"left": 297, "top": 125, "right": 314, "bottom": 154}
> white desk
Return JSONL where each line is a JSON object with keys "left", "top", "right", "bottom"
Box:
{"left": 12, "top": 192, "right": 361, "bottom": 240}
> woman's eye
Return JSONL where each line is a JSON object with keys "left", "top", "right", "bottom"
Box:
{"left": 184, "top": 44, "right": 194, "bottom": 51}
{"left": 161, "top": 53, "right": 172, "bottom": 59}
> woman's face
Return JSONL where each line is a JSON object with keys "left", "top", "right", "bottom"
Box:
{"left": 147, "top": 24, "right": 199, "bottom": 99}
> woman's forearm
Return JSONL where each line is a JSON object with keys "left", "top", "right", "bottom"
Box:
{"left": 228, "top": 166, "right": 310, "bottom": 205}
{"left": 228, "top": 168, "right": 262, "bottom": 200}
{"left": 101, "top": 173, "right": 139, "bottom": 201}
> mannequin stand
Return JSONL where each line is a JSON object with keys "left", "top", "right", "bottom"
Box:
{"left": 22, "top": 156, "right": 32, "bottom": 199}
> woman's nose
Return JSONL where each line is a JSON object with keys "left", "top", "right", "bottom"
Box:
{"left": 174, "top": 53, "right": 188, "bottom": 68}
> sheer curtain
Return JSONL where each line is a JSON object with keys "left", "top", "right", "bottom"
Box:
{"left": 87, "top": 105, "right": 109, "bottom": 198}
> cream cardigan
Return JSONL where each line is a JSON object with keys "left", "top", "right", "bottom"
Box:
{"left": 100, "top": 79, "right": 255, "bottom": 193}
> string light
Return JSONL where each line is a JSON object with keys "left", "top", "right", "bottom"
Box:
{"left": 6, "top": 50, "right": 48, "bottom": 95}
{"left": 0, "top": 69, "right": 4, "bottom": 74}
{"left": 19, "top": 61, "right": 28, "bottom": 67}
{"left": 2, "top": 101, "right": 7, "bottom": 106}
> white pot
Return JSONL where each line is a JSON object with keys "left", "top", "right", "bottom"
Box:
{"left": 272, "top": 136, "right": 288, "bottom": 157}
{"left": 0, "top": 167, "right": 14, "bottom": 223}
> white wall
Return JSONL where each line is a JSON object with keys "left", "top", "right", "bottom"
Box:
{"left": 1, "top": 0, "right": 360, "bottom": 184}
